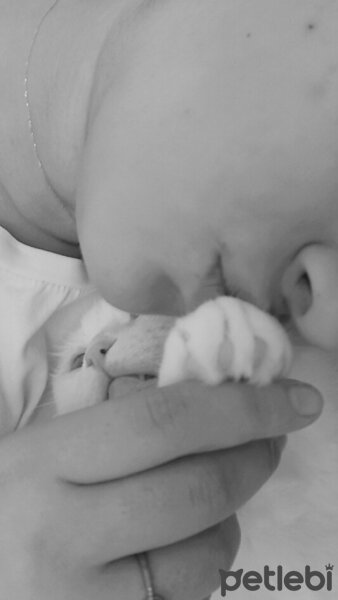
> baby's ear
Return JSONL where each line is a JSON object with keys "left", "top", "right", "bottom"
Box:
{"left": 282, "top": 245, "right": 338, "bottom": 349}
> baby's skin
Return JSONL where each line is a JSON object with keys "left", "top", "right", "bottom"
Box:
{"left": 78, "top": 0, "right": 338, "bottom": 319}
{"left": 0, "top": 0, "right": 335, "bottom": 598}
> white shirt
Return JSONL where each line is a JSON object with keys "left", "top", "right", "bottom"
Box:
{"left": 0, "top": 226, "right": 96, "bottom": 436}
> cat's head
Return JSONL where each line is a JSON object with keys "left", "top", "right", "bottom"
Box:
{"left": 52, "top": 299, "right": 131, "bottom": 415}
{"left": 52, "top": 299, "right": 173, "bottom": 415}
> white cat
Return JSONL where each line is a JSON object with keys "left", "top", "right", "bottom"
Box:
{"left": 52, "top": 295, "right": 292, "bottom": 414}
{"left": 51, "top": 296, "right": 337, "bottom": 599}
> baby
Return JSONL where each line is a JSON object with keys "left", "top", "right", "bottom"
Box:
{"left": 0, "top": 1, "right": 337, "bottom": 598}
{"left": 57, "top": 2, "right": 338, "bottom": 595}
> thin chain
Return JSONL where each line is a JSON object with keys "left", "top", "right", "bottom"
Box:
{"left": 24, "top": 0, "right": 61, "bottom": 195}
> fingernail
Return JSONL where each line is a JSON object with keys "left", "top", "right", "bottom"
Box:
{"left": 289, "top": 384, "right": 323, "bottom": 416}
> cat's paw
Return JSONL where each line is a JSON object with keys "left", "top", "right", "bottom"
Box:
{"left": 158, "top": 297, "right": 292, "bottom": 387}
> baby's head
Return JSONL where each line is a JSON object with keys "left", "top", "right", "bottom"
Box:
{"left": 77, "top": 0, "right": 338, "bottom": 349}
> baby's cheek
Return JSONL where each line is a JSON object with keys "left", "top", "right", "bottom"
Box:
{"left": 53, "top": 368, "right": 110, "bottom": 415}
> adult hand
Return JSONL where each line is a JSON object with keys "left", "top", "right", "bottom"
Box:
{"left": 0, "top": 379, "right": 322, "bottom": 599}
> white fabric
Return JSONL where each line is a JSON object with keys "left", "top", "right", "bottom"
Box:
{"left": 0, "top": 225, "right": 95, "bottom": 436}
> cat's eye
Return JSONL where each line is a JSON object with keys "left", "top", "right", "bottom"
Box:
{"left": 70, "top": 352, "right": 85, "bottom": 371}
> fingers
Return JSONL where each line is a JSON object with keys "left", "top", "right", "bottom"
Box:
{"left": 39, "top": 379, "right": 322, "bottom": 483}
{"left": 149, "top": 516, "right": 240, "bottom": 599}
{"left": 52, "top": 439, "right": 282, "bottom": 563}
{"left": 143, "top": 516, "right": 240, "bottom": 600}
{"left": 90, "top": 517, "right": 240, "bottom": 600}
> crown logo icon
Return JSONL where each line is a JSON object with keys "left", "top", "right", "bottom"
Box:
{"left": 326, "top": 564, "right": 334, "bottom": 571}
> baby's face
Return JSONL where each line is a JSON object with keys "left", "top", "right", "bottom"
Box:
{"left": 79, "top": 0, "right": 338, "bottom": 331}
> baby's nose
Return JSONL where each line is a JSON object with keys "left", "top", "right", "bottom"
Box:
{"left": 85, "top": 334, "right": 115, "bottom": 370}
{"left": 281, "top": 244, "right": 338, "bottom": 349}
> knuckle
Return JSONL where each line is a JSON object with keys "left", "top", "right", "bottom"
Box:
{"left": 187, "top": 454, "right": 233, "bottom": 519}
{"left": 244, "top": 385, "right": 281, "bottom": 438}
{"left": 144, "top": 383, "right": 190, "bottom": 432}
{"left": 214, "top": 454, "right": 239, "bottom": 513}
{"left": 241, "top": 387, "right": 267, "bottom": 436}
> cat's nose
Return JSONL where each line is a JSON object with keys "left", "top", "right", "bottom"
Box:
{"left": 85, "top": 335, "right": 115, "bottom": 370}
{"left": 281, "top": 244, "right": 338, "bottom": 349}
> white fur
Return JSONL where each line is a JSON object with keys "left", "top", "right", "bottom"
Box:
{"left": 52, "top": 297, "right": 337, "bottom": 599}
{"left": 52, "top": 299, "right": 131, "bottom": 414}
{"left": 158, "top": 297, "right": 292, "bottom": 387}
